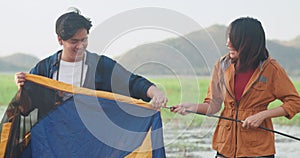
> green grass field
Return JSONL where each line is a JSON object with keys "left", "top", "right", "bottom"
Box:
{"left": 0, "top": 74, "right": 17, "bottom": 105}
{"left": 1, "top": 74, "right": 300, "bottom": 125}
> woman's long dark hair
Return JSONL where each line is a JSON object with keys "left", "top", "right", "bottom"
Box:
{"left": 228, "top": 17, "right": 269, "bottom": 72}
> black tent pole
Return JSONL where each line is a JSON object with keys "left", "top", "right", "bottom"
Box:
{"left": 163, "top": 107, "right": 300, "bottom": 141}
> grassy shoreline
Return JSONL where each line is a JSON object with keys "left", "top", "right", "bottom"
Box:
{"left": 1, "top": 74, "right": 300, "bottom": 126}
{"left": 0, "top": 74, "right": 17, "bottom": 105}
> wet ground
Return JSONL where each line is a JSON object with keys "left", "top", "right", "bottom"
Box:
{"left": 1, "top": 105, "right": 299, "bottom": 157}
{"left": 163, "top": 122, "right": 300, "bottom": 158}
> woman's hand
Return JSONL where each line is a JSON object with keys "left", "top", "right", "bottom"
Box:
{"left": 242, "top": 112, "right": 266, "bottom": 129}
{"left": 170, "top": 103, "right": 198, "bottom": 115}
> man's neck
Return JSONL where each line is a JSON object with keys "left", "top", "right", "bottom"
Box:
{"left": 61, "top": 51, "right": 85, "bottom": 62}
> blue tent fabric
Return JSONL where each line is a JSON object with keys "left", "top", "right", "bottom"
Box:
{"left": 21, "top": 94, "right": 165, "bottom": 158}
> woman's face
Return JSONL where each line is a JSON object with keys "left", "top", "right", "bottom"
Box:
{"left": 226, "top": 38, "right": 239, "bottom": 60}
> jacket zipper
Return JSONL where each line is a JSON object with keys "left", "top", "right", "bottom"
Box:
{"left": 232, "top": 73, "right": 262, "bottom": 158}
{"left": 220, "top": 58, "right": 266, "bottom": 157}
{"left": 222, "top": 82, "right": 238, "bottom": 158}
{"left": 234, "top": 100, "right": 239, "bottom": 158}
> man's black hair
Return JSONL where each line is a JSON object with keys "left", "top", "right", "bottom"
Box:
{"left": 55, "top": 9, "right": 92, "bottom": 40}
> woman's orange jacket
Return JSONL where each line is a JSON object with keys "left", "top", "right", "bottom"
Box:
{"left": 205, "top": 55, "right": 300, "bottom": 157}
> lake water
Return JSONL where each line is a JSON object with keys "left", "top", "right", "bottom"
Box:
{"left": 163, "top": 124, "right": 300, "bottom": 157}
{"left": 1, "top": 105, "right": 300, "bottom": 157}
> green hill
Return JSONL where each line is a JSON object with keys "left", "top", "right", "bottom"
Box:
{"left": 1, "top": 25, "right": 300, "bottom": 76}
{"left": 117, "top": 25, "right": 300, "bottom": 77}
{"left": 277, "top": 35, "right": 300, "bottom": 49}
{"left": 0, "top": 53, "right": 39, "bottom": 73}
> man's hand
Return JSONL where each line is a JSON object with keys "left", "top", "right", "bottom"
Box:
{"left": 15, "top": 72, "right": 27, "bottom": 89}
{"left": 147, "top": 85, "right": 168, "bottom": 109}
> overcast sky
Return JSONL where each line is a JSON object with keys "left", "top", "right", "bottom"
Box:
{"left": 0, "top": 0, "right": 299, "bottom": 59}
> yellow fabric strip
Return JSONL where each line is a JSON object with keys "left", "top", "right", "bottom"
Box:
{"left": 125, "top": 128, "right": 152, "bottom": 158}
{"left": 0, "top": 123, "right": 12, "bottom": 158}
{"left": 25, "top": 74, "right": 155, "bottom": 110}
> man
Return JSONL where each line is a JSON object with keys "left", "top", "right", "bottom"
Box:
{"left": 14, "top": 8, "right": 167, "bottom": 119}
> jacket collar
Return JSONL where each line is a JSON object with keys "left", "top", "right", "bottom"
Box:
{"left": 221, "top": 56, "right": 270, "bottom": 100}
{"left": 48, "top": 50, "right": 62, "bottom": 78}
{"left": 49, "top": 50, "right": 96, "bottom": 78}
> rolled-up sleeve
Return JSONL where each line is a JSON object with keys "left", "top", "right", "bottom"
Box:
{"left": 272, "top": 62, "right": 300, "bottom": 119}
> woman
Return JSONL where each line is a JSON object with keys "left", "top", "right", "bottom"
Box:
{"left": 171, "top": 17, "right": 300, "bottom": 157}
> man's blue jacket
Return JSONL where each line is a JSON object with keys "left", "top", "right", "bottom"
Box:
{"left": 24, "top": 50, "right": 153, "bottom": 119}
